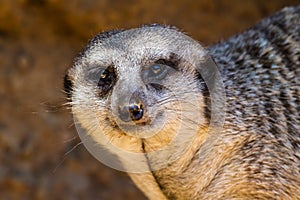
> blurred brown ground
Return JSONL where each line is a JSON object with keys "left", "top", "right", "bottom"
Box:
{"left": 0, "top": 0, "right": 299, "bottom": 199}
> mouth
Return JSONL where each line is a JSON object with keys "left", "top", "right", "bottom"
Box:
{"left": 106, "top": 111, "right": 165, "bottom": 138}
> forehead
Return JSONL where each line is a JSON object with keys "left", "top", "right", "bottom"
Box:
{"left": 78, "top": 27, "right": 206, "bottom": 72}
{"left": 103, "top": 27, "right": 190, "bottom": 50}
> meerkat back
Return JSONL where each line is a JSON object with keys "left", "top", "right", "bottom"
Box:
{"left": 64, "top": 6, "right": 300, "bottom": 200}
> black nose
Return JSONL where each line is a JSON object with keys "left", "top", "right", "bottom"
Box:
{"left": 119, "top": 104, "right": 144, "bottom": 122}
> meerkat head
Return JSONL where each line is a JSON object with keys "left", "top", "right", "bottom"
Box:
{"left": 64, "top": 25, "right": 222, "bottom": 172}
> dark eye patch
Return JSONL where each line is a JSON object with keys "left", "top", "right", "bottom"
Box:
{"left": 141, "top": 53, "right": 181, "bottom": 86}
{"left": 157, "top": 52, "right": 181, "bottom": 68}
{"left": 97, "top": 66, "right": 116, "bottom": 95}
{"left": 154, "top": 58, "right": 179, "bottom": 70}
{"left": 142, "top": 63, "right": 177, "bottom": 88}
{"left": 85, "top": 65, "right": 117, "bottom": 96}
{"left": 144, "top": 64, "right": 170, "bottom": 80}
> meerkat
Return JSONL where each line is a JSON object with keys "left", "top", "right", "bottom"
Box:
{"left": 64, "top": 6, "right": 300, "bottom": 200}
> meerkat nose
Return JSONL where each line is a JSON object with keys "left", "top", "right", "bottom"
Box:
{"left": 128, "top": 104, "right": 144, "bottom": 121}
{"left": 118, "top": 103, "right": 144, "bottom": 122}
{"left": 117, "top": 89, "right": 147, "bottom": 124}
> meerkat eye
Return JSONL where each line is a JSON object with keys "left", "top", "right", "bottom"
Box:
{"left": 151, "top": 65, "right": 162, "bottom": 73}
{"left": 144, "top": 64, "right": 169, "bottom": 80}
{"left": 97, "top": 69, "right": 110, "bottom": 87}
{"left": 100, "top": 69, "right": 109, "bottom": 79}
{"left": 98, "top": 67, "right": 114, "bottom": 86}
{"left": 96, "top": 66, "right": 117, "bottom": 95}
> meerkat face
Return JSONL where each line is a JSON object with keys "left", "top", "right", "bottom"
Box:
{"left": 65, "top": 25, "right": 217, "bottom": 171}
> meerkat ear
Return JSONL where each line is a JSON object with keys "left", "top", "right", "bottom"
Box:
{"left": 194, "top": 54, "right": 222, "bottom": 121}
{"left": 199, "top": 55, "right": 220, "bottom": 85}
{"left": 64, "top": 73, "right": 73, "bottom": 101}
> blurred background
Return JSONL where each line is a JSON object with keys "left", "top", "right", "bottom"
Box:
{"left": 0, "top": 0, "right": 299, "bottom": 199}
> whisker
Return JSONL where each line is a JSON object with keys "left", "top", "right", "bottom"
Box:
{"left": 63, "top": 135, "right": 79, "bottom": 143}
{"left": 52, "top": 141, "right": 83, "bottom": 173}
{"left": 64, "top": 142, "right": 83, "bottom": 156}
